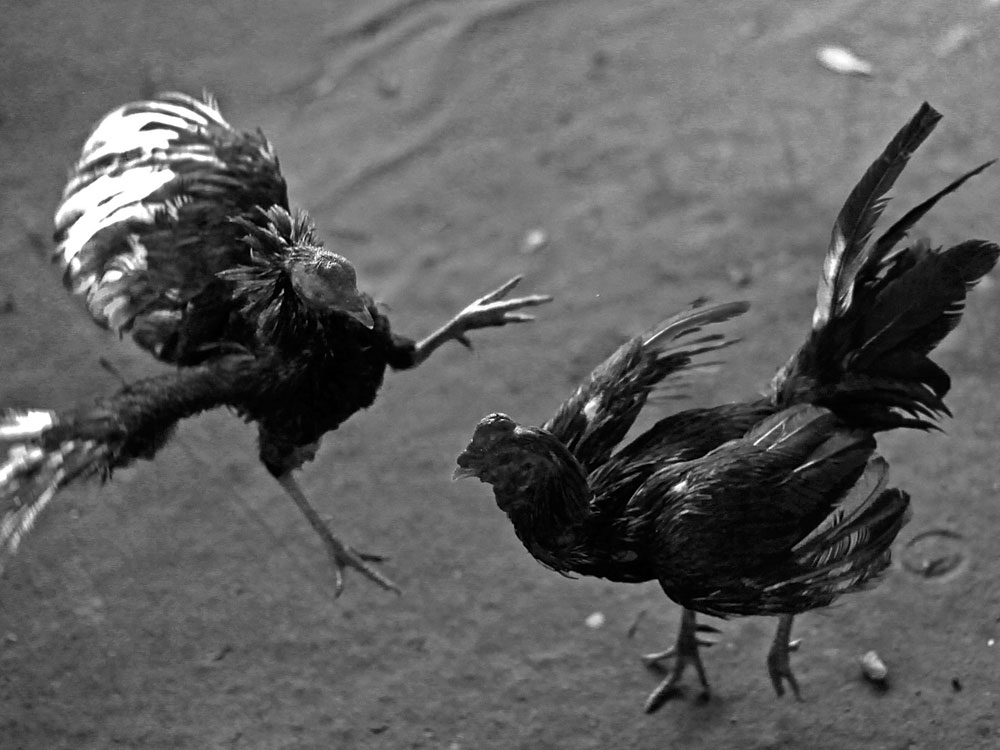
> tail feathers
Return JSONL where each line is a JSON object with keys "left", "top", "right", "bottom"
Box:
{"left": 543, "top": 300, "right": 749, "bottom": 472}
{"left": 851, "top": 240, "right": 1000, "bottom": 369}
{"left": 773, "top": 102, "right": 998, "bottom": 431}
{"left": 0, "top": 410, "right": 109, "bottom": 574}
{"left": 801, "top": 238, "right": 998, "bottom": 429}
{"left": 865, "top": 160, "right": 996, "bottom": 276}
{"left": 815, "top": 102, "right": 942, "bottom": 329}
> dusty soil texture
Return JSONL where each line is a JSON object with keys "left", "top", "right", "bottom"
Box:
{"left": 2, "top": 1, "right": 999, "bottom": 748}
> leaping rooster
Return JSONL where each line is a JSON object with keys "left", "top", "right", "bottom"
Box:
{"left": 0, "top": 92, "right": 551, "bottom": 594}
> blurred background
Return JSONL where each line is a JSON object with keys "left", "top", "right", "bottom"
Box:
{"left": 1, "top": 1, "right": 998, "bottom": 748}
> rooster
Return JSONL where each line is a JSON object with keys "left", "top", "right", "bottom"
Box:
{"left": 455, "top": 103, "right": 998, "bottom": 708}
{"left": 0, "top": 92, "right": 551, "bottom": 595}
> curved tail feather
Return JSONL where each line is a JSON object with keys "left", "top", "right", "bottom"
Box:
{"left": 772, "top": 102, "right": 999, "bottom": 430}
{"left": 0, "top": 410, "right": 110, "bottom": 573}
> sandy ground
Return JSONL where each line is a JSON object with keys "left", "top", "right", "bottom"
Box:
{"left": 1, "top": 1, "right": 999, "bottom": 748}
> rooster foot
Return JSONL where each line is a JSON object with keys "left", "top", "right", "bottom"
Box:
{"left": 642, "top": 609, "right": 717, "bottom": 711}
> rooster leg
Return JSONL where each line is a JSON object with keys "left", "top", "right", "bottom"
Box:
{"left": 767, "top": 614, "right": 803, "bottom": 700}
{"left": 642, "top": 608, "right": 716, "bottom": 711}
{"left": 276, "top": 473, "right": 401, "bottom": 597}
{"left": 412, "top": 275, "right": 553, "bottom": 365}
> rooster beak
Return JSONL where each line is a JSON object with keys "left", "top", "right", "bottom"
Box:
{"left": 288, "top": 255, "right": 375, "bottom": 328}
{"left": 342, "top": 298, "right": 375, "bottom": 329}
{"left": 452, "top": 465, "right": 474, "bottom": 481}
{"left": 329, "top": 285, "right": 374, "bottom": 328}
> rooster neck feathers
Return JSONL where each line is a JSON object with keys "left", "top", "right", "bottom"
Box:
{"left": 456, "top": 415, "right": 597, "bottom": 574}
{"left": 215, "top": 206, "right": 373, "bottom": 355}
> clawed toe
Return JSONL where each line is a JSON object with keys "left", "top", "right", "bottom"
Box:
{"left": 458, "top": 276, "right": 553, "bottom": 331}
{"left": 328, "top": 542, "right": 401, "bottom": 597}
{"left": 642, "top": 647, "right": 676, "bottom": 668}
{"left": 642, "top": 609, "right": 714, "bottom": 712}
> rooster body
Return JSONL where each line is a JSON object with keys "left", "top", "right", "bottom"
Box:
{"left": 456, "top": 103, "right": 998, "bottom": 707}
{"left": 1, "top": 93, "right": 550, "bottom": 592}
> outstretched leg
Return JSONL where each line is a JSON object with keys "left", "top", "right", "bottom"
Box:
{"left": 276, "top": 472, "right": 400, "bottom": 597}
{"left": 412, "top": 275, "right": 553, "bottom": 365}
{"left": 642, "top": 608, "right": 718, "bottom": 711}
{"left": 767, "top": 614, "right": 802, "bottom": 700}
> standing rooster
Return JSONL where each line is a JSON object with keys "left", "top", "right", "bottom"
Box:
{"left": 455, "top": 103, "right": 998, "bottom": 708}
{"left": 0, "top": 92, "right": 551, "bottom": 594}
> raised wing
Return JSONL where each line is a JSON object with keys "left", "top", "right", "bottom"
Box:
{"left": 543, "top": 300, "right": 748, "bottom": 474}
{"left": 53, "top": 92, "right": 290, "bottom": 362}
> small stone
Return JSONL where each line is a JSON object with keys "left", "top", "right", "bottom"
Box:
{"left": 860, "top": 650, "right": 888, "bottom": 682}
{"left": 585, "top": 611, "right": 606, "bottom": 629}
{"left": 816, "top": 45, "right": 873, "bottom": 77}
{"left": 520, "top": 228, "right": 549, "bottom": 255}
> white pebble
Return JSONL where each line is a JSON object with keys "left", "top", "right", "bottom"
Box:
{"left": 816, "top": 46, "right": 873, "bottom": 77}
{"left": 859, "top": 650, "right": 888, "bottom": 682}
{"left": 520, "top": 228, "right": 549, "bottom": 254}
{"left": 988, "top": 639, "right": 995, "bottom": 647}
{"left": 585, "top": 611, "right": 606, "bottom": 629}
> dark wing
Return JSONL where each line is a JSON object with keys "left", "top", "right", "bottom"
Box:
{"left": 587, "top": 400, "right": 772, "bottom": 531}
{"left": 542, "top": 301, "right": 748, "bottom": 474}
{"left": 755, "top": 459, "right": 910, "bottom": 614}
{"left": 635, "top": 404, "right": 901, "bottom": 616}
{"left": 53, "top": 92, "right": 289, "bottom": 362}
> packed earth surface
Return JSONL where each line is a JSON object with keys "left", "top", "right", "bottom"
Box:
{"left": 2, "top": 1, "right": 999, "bottom": 748}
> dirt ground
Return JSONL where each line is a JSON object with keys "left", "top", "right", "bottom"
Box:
{"left": 1, "top": 1, "right": 999, "bottom": 748}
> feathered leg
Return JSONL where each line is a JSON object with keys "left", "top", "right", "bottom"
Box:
{"left": 642, "top": 608, "right": 719, "bottom": 711}
{"left": 275, "top": 472, "right": 400, "bottom": 596}
{"left": 767, "top": 614, "right": 802, "bottom": 700}
{"left": 411, "top": 276, "right": 553, "bottom": 365}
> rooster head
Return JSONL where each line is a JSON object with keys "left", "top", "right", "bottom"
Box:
{"left": 288, "top": 249, "right": 373, "bottom": 328}
{"left": 227, "top": 207, "right": 375, "bottom": 329}
{"left": 454, "top": 413, "right": 520, "bottom": 482}
{"left": 454, "top": 413, "right": 588, "bottom": 515}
